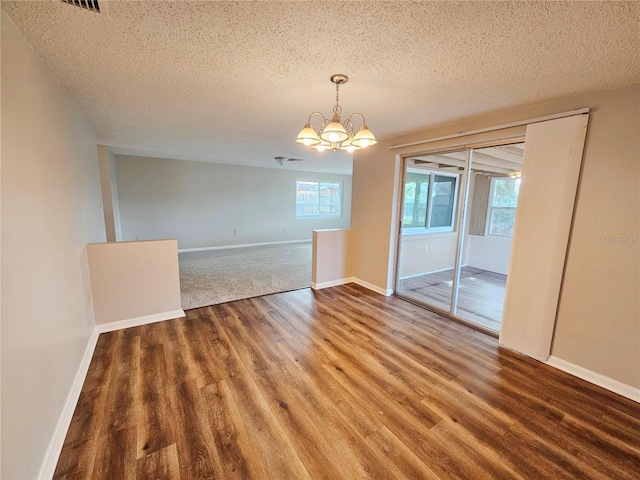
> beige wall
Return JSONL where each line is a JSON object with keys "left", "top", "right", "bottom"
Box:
{"left": 97, "top": 145, "right": 122, "bottom": 242}
{"left": 466, "top": 235, "right": 512, "bottom": 275}
{"left": 312, "top": 229, "right": 353, "bottom": 287}
{"left": 552, "top": 88, "right": 639, "bottom": 387}
{"left": 351, "top": 147, "right": 399, "bottom": 288}
{"left": 351, "top": 84, "right": 639, "bottom": 388}
{"left": 115, "top": 155, "right": 352, "bottom": 250}
{"left": 398, "top": 233, "right": 458, "bottom": 278}
{"left": 98, "top": 145, "right": 117, "bottom": 242}
{"left": 1, "top": 12, "right": 105, "bottom": 479}
{"left": 87, "top": 240, "right": 183, "bottom": 325}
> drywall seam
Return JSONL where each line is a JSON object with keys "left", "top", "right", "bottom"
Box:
{"left": 37, "top": 328, "right": 100, "bottom": 480}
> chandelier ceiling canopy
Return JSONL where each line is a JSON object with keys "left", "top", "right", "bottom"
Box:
{"left": 296, "top": 74, "right": 377, "bottom": 153}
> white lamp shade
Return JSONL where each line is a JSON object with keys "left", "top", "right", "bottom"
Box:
{"left": 351, "top": 125, "right": 377, "bottom": 148}
{"left": 339, "top": 133, "right": 360, "bottom": 152}
{"left": 315, "top": 139, "right": 331, "bottom": 152}
{"left": 296, "top": 124, "right": 321, "bottom": 146}
{"left": 320, "top": 121, "right": 349, "bottom": 143}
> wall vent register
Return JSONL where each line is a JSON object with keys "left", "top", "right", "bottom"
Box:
{"left": 61, "top": 0, "right": 100, "bottom": 14}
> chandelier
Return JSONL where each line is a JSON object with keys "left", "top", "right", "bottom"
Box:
{"left": 296, "top": 74, "right": 377, "bottom": 153}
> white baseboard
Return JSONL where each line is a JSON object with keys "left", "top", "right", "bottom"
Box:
{"left": 178, "top": 239, "right": 311, "bottom": 253}
{"left": 352, "top": 278, "right": 393, "bottom": 296}
{"left": 311, "top": 277, "right": 355, "bottom": 290}
{"left": 38, "top": 328, "right": 100, "bottom": 480}
{"left": 96, "top": 309, "right": 186, "bottom": 333}
{"left": 398, "top": 267, "right": 454, "bottom": 281}
{"left": 546, "top": 356, "right": 640, "bottom": 403}
{"left": 310, "top": 277, "right": 393, "bottom": 296}
{"left": 38, "top": 309, "right": 186, "bottom": 478}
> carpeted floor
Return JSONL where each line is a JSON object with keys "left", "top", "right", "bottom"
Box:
{"left": 178, "top": 242, "right": 312, "bottom": 310}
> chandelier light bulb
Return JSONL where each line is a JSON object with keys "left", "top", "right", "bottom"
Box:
{"left": 296, "top": 123, "right": 321, "bottom": 147}
{"left": 351, "top": 124, "right": 377, "bottom": 149}
{"left": 320, "top": 120, "right": 348, "bottom": 144}
{"left": 316, "top": 144, "right": 326, "bottom": 152}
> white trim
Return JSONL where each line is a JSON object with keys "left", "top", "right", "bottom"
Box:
{"left": 96, "top": 310, "right": 186, "bottom": 333}
{"left": 352, "top": 278, "right": 393, "bottom": 296}
{"left": 388, "top": 108, "right": 590, "bottom": 150}
{"left": 38, "top": 309, "right": 186, "bottom": 477}
{"left": 38, "top": 328, "right": 100, "bottom": 480}
{"left": 546, "top": 356, "right": 640, "bottom": 403}
{"left": 178, "top": 239, "right": 311, "bottom": 253}
{"left": 398, "top": 266, "right": 454, "bottom": 281}
{"left": 311, "top": 277, "right": 393, "bottom": 296}
{"left": 311, "top": 277, "right": 355, "bottom": 290}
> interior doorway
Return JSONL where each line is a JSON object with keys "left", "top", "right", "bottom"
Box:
{"left": 395, "top": 142, "right": 525, "bottom": 334}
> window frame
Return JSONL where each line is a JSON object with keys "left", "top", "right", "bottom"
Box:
{"left": 295, "top": 180, "right": 343, "bottom": 219}
{"left": 402, "top": 168, "right": 460, "bottom": 234}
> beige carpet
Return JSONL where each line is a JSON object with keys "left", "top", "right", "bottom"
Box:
{"left": 178, "top": 242, "right": 312, "bottom": 310}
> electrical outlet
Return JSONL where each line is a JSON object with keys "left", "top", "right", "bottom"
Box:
{"left": 135, "top": 236, "right": 141, "bottom": 241}
{"left": 233, "top": 229, "right": 238, "bottom": 235}
{"left": 424, "top": 245, "right": 429, "bottom": 253}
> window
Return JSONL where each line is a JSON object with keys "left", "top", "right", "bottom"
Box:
{"left": 296, "top": 181, "right": 341, "bottom": 217}
{"left": 487, "top": 177, "right": 520, "bottom": 236}
{"left": 403, "top": 170, "right": 458, "bottom": 231}
{"left": 403, "top": 173, "right": 429, "bottom": 227}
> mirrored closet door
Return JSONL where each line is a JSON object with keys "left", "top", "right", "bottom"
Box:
{"left": 395, "top": 142, "right": 525, "bottom": 334}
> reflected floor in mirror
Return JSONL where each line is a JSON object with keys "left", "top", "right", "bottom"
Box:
{"left": 397, "top": 266, "right": 506, "bottom": 332}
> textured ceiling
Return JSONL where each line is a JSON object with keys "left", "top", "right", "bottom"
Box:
{"left": 3, "top": 1, "right": 639, "bottom": 174}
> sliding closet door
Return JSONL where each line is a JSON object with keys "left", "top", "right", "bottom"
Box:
{"left": 396, "top": 145, "right": 523, "bottom": 334}
{"left": 455, "top": 144, "right": 525, "bottom": 331}
{"left": 395, "top": 152, "right": 467, "bottom": 314}
{"left": 499, "top": 114, "right": 589, "bottom": 361}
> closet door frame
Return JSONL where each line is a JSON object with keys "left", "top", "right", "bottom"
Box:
{"left": 394, "top": 137, "right": 525, "bottom": 337}
{"left": 392, "top": 112, "right": 589, "bottom": 363}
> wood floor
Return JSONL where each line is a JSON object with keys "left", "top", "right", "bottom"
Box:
{"left": 54, "top": 284, "right": 640, "bottom": 479}
{"left": 397, "top": 267, "right": 507, "bottom": 331}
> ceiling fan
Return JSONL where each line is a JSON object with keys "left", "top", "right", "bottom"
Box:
{"left": 275, "top": 157, "right": 303, "bottom": 166}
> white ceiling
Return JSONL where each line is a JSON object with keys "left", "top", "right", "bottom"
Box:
{"left": 3, "top": 1, "right": 639, "bottom": 175}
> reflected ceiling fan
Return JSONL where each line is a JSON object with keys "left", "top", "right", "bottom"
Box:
{"left": 275, "top": 156, "right": 303, "bottom": 166}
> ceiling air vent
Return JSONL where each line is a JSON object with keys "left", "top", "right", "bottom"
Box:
{"left": 61, "top": 0, "right": 101, "bottom": 14}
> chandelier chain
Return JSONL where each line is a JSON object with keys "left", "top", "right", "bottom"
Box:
{"left": 333, "top": 83, "right": 342, "bottom": 116}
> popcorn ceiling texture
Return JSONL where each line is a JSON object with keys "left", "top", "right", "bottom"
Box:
{"left": 2, "top": 1, "right": 638, "bottom": 173}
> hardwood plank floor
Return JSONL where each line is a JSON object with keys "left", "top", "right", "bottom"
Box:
{"left": 54, "top": 284, "right": 640, "bottom": 479}
{"left": 397, "top": 267, "right": 507, "bottom": 331}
